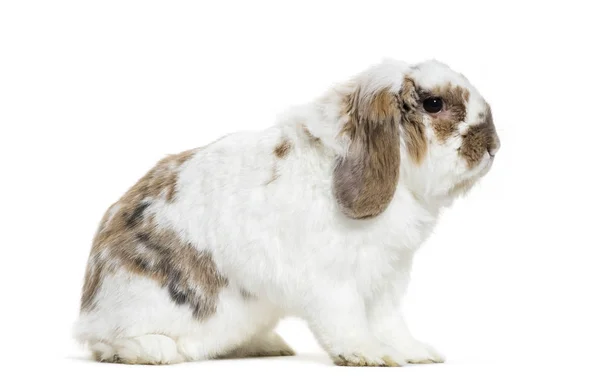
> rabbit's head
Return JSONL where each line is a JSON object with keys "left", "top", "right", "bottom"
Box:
{"left": 332, "top": 59, "right": 499, "bottom": 219}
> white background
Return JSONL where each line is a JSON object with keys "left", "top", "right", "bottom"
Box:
{"left": 1, "top": 1, "right": 599, "bottom": 387}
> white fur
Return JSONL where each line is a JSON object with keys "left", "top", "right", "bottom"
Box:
{"left": 75, "top": 59, "right": 494, "bottom": 365}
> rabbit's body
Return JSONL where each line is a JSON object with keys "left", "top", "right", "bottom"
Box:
{"left": 75, "top": 59, "right": 498, "bottom": 366}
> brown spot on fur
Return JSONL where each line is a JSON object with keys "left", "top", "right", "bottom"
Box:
{"left": 399, "top": 77, "right": 427, "bottom": 163}
{"left": 81, "top": 148, "right": 229, "bottom": 318}
{"left": 422, "top": 83, "right": 470, "bottom": 142}
{"left": 302, "top": 125, "right": 321, "bottom": 144}
{"left": 460, "top": 106, "right": 498, "bottom": 168}
{"left": 274, "top": 139, "right": 292, "bottom": 159}
{"left": 267, "top": 138, "right": 292, "bottom": 185}
{"left": 334, "top": 88, "right": 401, "bottom": 219}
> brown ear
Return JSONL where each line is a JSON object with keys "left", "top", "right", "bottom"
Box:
{"left": 333, "top": 88, "right": 401, "bottom": 219}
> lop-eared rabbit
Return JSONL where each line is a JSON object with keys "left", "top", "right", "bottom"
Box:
{"left": 75, "top": 59, "right": 500, "bottom": 366}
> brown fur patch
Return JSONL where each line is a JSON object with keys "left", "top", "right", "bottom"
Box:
{"left": 460, "top": 105, "right": 498, "bottom": 168}
{"left": 302, "top": 125, "right": 321, "bottom": 144}
{"left": 121, "top": 149, "right": 197, "bottom": 205}
{"left": 399, "top": 77, "right": 427, "bottom": 163}
{"left": 81, "top": 148, "right": 229, "bottom": 318}
{"left": 88, "top": 149, "right": 196, "bottom": 254}
{"left": 81, "top": 255, "right": 103, "bottom": 312}
{"left": 266, "top": 138, "right": 292, "bottom": 185}
{"left": 334, "top": 88, "right": 401, "bottom": 219}
{"left": 423, "top": 83, "right": 470, "bottom": 142}
{"left": 274, "top": 139, "right": 292, "bottom": 159}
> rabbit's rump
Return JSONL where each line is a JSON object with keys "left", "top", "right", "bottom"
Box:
{"left": 74, "top": 268, "right": 288, "bottom": 364}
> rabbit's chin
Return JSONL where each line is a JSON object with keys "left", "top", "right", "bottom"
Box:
{"left": 449, "top": 153, "right": 494, "bottom": 197}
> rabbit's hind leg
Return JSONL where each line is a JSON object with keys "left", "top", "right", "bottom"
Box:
{"left": 220, "top": 331, "right": 295, "bottom": 359}
{"left": 90, "top": 335, "right": 183, "bottom": 365}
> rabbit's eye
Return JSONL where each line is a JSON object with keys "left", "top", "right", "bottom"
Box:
{"left": 423, "top": 97, "right": 444, "bottom": 113}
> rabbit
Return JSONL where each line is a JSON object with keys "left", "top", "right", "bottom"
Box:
{"left": 73, "top": 59, "right": 500, "bottom": 366}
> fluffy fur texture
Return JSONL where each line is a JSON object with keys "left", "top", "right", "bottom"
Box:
{"left": 74, "top": 59, "right": 499, "bottom": 366}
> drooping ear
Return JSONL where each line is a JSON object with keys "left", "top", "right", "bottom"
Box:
{"left": 333, "top": 87, "right": 401, "bottom": 219}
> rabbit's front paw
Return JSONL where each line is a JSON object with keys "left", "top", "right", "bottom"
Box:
{"left": 399, "top": 340, "right": 445, "bottom": 364}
